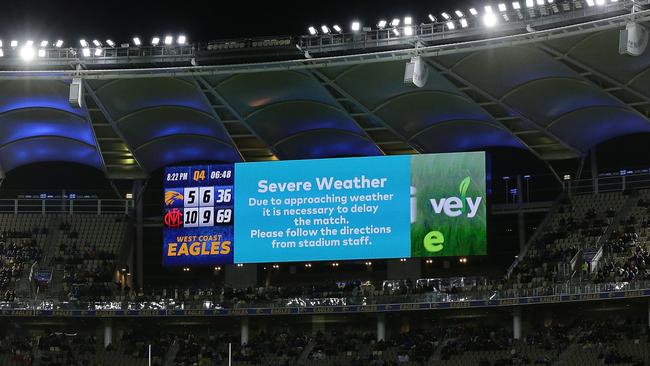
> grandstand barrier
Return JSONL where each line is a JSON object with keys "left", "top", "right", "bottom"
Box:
{"left": 0, "top": 198, "right": 133, "bottom": 214}
{"left": 569, "top": 171, "right": 650, "bottom": 195}
{"left": 0, "top": 280, "right": 648, "bottom": 317}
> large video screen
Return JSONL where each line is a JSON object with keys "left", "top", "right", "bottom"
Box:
{"left": 163, "top": 152, "right": 486, "bottom": 266}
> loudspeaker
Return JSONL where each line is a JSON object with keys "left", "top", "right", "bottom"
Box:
{"left": 403, "top": 56, "right": 429, "bottom": 88}
{"left": 69, "top": 77, "right": 83, "bottom": 108}
{"left": 619, "top": 22, "right": 648, "bottom": 56}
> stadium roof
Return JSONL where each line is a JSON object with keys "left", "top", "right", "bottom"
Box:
{"left": 0, "top": 3, "right": 648, "bottom": 180}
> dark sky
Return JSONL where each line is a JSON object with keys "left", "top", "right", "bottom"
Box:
{"left": 0, "top": 0, "right": 461, "bottom": 43}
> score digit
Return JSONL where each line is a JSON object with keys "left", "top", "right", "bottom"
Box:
{"left": 215, "top": 188, "right": 232, "bottom": 204}
{"left": 215, "top": 208, "right": 232, "bottom": 224}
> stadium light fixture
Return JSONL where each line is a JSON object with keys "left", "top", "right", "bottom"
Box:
{"left": 82, "top": 47, "right": 90, "bottom": 57}
{"left": 391, "top": 18, "right": 400, "bottom": 26}
{"left": 392, "top": 28, "right": 400, "bottom": 36}
{"left": 536, "top": 0, "right": 544, "bottom": 5}
{"left": 55, "top": 40, "right": 63, "bottom": 48}
{"left": 460, "top": 18, "right": 469, "bottom": 27}
{"left": 177, "top": 35, "right": 186, "bottom": 44}
{"left": 498, "top": 3, "right": 507, "bottom": 11}
{"left": 332, "top": 24, "right": 342, "bottom": 33}
{"left": 151, "top": 37, "right": 160, "bottom": 45}
{"left": 441, "top": 12, "right": 451, "bottom": 20}
{"left": 526, "top": 0, "right": 535, "bottom": 7}
{"left": 320, "top": 25, "right": 330, "bottom": 34}
{"left": 595, "top": 0, "right": 605, "bottom": 4}
{"left": 132, "top": 37, "right": 142, "bottom": 46}
{"left": 585, "top": 0, "right": 595, "bottom": 5}
{"left": 428, "top": 14, "right": 437, "bottom": 22}
{"left": 94, "top": 48, "right": 103, "bottom": 56}
{"left": 308, "top": 26, "right": 317, "bottom": 35}
{"left": 164, "top": 35, "right": 173, "bottom": 45}
{"left": 351, "top": 21, "right": 361, "bottom": 31}
{"left": 512, "top": 1, "right": 521, "bottom": 9}
{"left": 79, "top": 39, "right": 88, "bottom": 47}
{"left": 378, "top": 19, "right": 387, "bottom": 28}
{"left": 19, "top": 45, "right": 35, "bottom": 61}
{"left": 10, "top": 40, "right": 18, "bottom": 48}
{"left": 106, "top": 39, "right": 115, "bottom": 47}
{"left": 483, "top": 13, "right": 498, "bottom": 27}
{"left": 38, "top": 49, "right": 46, "bottom": 57}
{"left": 40, "top": 40, "right": 48, "bottom": 47}
{"left": 0, "top": 40, "right": 2, "bottom": 48}
{"left": 455, "top": 10, "right": 464, "bottom": 17}
{"left": 446, "top": 21, "right": 456, "bottom": 30}
{"left": 404, "top": 16, "right": 412, "bottom": 25}
{"left": 469, "top": 8, "right": 478, "bottom": 16}
{"left": 92, "top": 39, "right": 101, "bottom": 47}
{"left": 404, "top": 25, "right": 413, "bottom": 35}
{"left": 0, "top": 49, "right": 3, "bottom": 57}
{"left": 26, "top": 40, "right": 34, "bottom": 47}
{"left": 484, "top": 5, "right": 494, "bottom": 13}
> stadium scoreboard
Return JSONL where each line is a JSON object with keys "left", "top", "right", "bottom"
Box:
{"left": 163, "top": 152, "right": 487, "bottom": 266}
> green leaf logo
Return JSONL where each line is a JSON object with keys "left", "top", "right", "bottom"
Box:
{"left": 459, "top": 176, "right": 471, "bottom": 198}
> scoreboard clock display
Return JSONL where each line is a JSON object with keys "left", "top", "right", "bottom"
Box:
{"left": 163, "top": 164, "right": 235, "bottom": 266}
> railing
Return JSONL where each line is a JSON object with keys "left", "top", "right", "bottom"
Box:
{"left": 1, "top": 279, "right": 648, "bottom": 312}
{"left": 0, "top": 198, "right": 133, "bottom": 214}
{"left": 568, "top": 172, "right": 650, "bottom": 195}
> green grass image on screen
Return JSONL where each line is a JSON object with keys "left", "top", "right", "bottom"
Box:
{"left": 410, "top": 152, "right": 487, "bottom": 257}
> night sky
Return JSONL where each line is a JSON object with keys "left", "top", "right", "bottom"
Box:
{"left": 0, "top": 0, "right": 462, "bottom": 43}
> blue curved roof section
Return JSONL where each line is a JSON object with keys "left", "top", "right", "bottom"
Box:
{"left": 548, "top": 108, "right": 650, "bottom": 151}
{"left": 410, "top": 121, "right": 524, "bottom": 152}
{"left": 0, "top": 137, "right": 102, "bottom": 172}
{"left": 132, "top": 135, "right": 242, "bottom": 172}
{"left": 245, "top": 101, "right": 365, "bottom": 145}
{"left": 0, "top": 80, "right": 86, "bottom": 117}
{"left": 115, "top": 107, "right": 232, "bottom": 148}
{"left": 452, "top": 47, "right": 577, "bottom": 98}
{"left": 0, "top": 109, "right": 95, "bottom": 147}
{"left": 93, "top": 78, "right": 213, "bottom": 120}
{"left": 274, "top": 130, "right": 381, "bottom": 159}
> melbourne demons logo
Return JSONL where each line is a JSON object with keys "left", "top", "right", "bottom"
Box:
{"left": 165, "top": 190, "right": 184, "bottom": 207}
{"left": 164, "top": 209, "right": 183, "bottom": 228}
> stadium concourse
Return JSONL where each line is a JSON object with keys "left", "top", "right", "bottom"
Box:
{"left": 1, "top": 0, "right": 650, "bottom": 365}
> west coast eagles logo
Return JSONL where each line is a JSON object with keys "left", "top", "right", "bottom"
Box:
{"left": 165, "top": 190, "right": 184, "bottom": 207}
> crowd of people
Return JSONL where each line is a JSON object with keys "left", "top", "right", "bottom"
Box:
{"left": 0, "top": 230, "right": 42, "bottom": 300}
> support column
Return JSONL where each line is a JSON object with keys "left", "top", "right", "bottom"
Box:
{"left": 590, "top": 147, "right": 598, "bottom": 194}
{"left": 513, "top": 308, "right": 522, "bottom": 340}
{"left": 132, "top": 180, "right": 144, "bottom": 291}
{"left": 225, "top": 264, "right": 257, "bottom": 288}
{"left": 516, "top": 175, "right": 526, "bottom": 252}
{"left": 241, "top": 317, "right": 249, "bottom": 346}
{"left": 387, "top": 259, "right": 421, "bottom": 281}
{"left": 377, "top": 313, "right": 386, "bottom": 342}
{"left": 103, "top": 320, "right": 113, "bottom": 348}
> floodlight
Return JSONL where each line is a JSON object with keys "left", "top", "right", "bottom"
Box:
{"left": 164, "top": 35, "right": 173, "bottom": 44}
{"left": 10, "top": 40, "right": 18, "bottom": 48}
{"left": 38, "top": 49, "right": 46, "bottom": 57}
{"left": 332, "top": 24, "right": 342, "bottom": 32}
{"left": 404, "top": 25, "right": 413, "bottom": 35}
{"left": 460, "top": 18, "right": 469, "bottom": 27}
{"left": 536, "top": 0, "right": 545, "bottom": 5}
{"left": 499, "top": 3, "right": 508, "bottom": 11}
{"left": 469, "top": 8, "right": 478, "bottom": 15}
{"left": 19, "top": 45, "right": 35, "bottom": 61}
{"left": 404, "top": 16, "right": 412, "bottom": 25}
{"left": 132, "top": 37, "right": 142, "bottom": 45}
{"left": 151, "top": 37, "right": 160, "bottom": 45}
{"left": 526, "top": 0, "right": 535, "bottom": 7}
{"left": 378, "top": 20, "right": 388, "bottom": 28}
{"left": 441, "top": 12, "right": 451, "bottom": 20}
{"left": 95, "top": 48, "right": 103, "bottom": 56}
{"left": 26, "top": 40, "right": 34, "bottom": 47}
{"left": 55, "top": 40, "right": 63, "bottom": 47}
{"left": 595, "top": 0, "right": 605, "bottom": 4}
{"left": 455, "top": 10, "right": 464, "bottom": 17}
{"left": 446, "top": 21, "right": 456, "bottom": 29}
{"left": 177, "top": 35, "right": 186, "bottom": 44}
{"left": 80, "top": 39, "right": 88, "bottom": 47}
{"left": 351, "top": 21, "right": 360, "bottom": 31}
{"left": 308, "top": 26, "right": 317, "bottom": 35}
{"left": 428, "top": 14, "right": 437, "bottom": 22}
{"left": 512, "top": 1, "right": 521, "bottom": 9}
{"left": 82, "top": 47, "right": 90, "bottom": 57}
{"left": 106, "top": 39, "right": 115, "bottom": 47}
{"left": 391, "top": 18, "right": 400, "bottom": 26}
{"left": 321, "top": 25, "right": 330, "bottom": 34}
{"left": 392, "top": 28, "right": 400, "bottom": 36}
{"left": 0, "top": 50, "right": 3, "bottom": 57}
{"left": 92, "top": 39, "right": 101, "bottom": 47}
{"left": 0, "top": 40, "right": 2, "bottom": 47}
{"left": 40, "top": 40, "right": 48, "bottom": 47}
{"left": 483, "top": 13, "right": 498, "bottom": 27}
{"left": 484, "top": 5, "right": 494, "bottom": 13}
{"left": 586, "top": 0, "right": 595, "bottom": 5}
